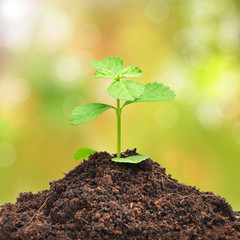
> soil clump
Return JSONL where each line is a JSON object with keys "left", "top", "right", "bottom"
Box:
{"left": 0, "top": 149, "right": 239, "bottom": 239}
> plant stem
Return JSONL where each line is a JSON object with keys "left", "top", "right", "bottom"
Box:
{"left": 116, "top": 98, "right": 121, "bottom": 157}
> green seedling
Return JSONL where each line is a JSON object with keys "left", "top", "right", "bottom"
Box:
{"left": 70, "top": 57, "right": 175, "bottom": 163}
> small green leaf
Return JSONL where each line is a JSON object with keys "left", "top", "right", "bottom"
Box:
{"left": 123, "top": 82, "right": 175, "bottom": 107}
{"left": 94, "top": 68, "right": 115, "bottom": 79}
{"left": 120, "top": 66, "right": 143, "bottom": 78}
{"left": 90, "top": 57, "right": 124, "bottom": 76}
{"left": 70, "top": 103, "right": 114, "bottom": 125}
{"left": 111, "top": 155, "right": 149, "bottom": 164}
{"left": 74, "top": 148, "right": 97, "bottom": 160}
{"left": 107, "top": 80, "right": 145, "bottom": 101}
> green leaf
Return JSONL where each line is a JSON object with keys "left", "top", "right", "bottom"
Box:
{"left": 90, "top": 57, "right": 124, "bottom": 76}
{"left": 94, "top": 68, "right": 115, "bottom": 79}
{"left": 70, "top": 103, "right": 115, "bottom": 125}
{"left": 107, "top": 80, "right": 145, "bottom": 101}
{"left": 123, "top": 82, "right": 175, "bottom": 107}
{"left": 120, "top": 66, "right": 143, "bottom": 78}
{"left": 74, "top": 148, "right": 97, "bottom": 160}
{"left": 111, "top": 155, "right": 149, "bottom": 164}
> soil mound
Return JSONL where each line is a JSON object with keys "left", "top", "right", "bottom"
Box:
{"left": 0, "top": 149, "right": 239, "bottom": 239}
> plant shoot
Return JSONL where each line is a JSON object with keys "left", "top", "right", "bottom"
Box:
{"left": 70, "top": 57, "right": 175, "bottom": 163}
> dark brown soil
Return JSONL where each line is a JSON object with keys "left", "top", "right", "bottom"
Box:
{"left": 0, "top": 149, "right": 239, "bottom": 240}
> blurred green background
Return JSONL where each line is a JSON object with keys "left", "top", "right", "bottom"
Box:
{"left": 0, "top": 0, "right": 239, "bottom": 210}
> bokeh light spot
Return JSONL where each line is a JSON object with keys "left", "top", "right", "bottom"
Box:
{"left": 217, "top": 0, "right": 235, "bottom": 19}
{"left": 155, "top": 103, "right": 179, "bottom": 129}
{"left": 214, "top": 71, "right": 239, "bottom": 98}
{"left": 178, "top": 0, "right": 205, "bottom": 20}
{"left": 183, "top": 44, "right": 212, "bottom": 68}
{"left": 197, "top": 101, "right": 223, "bottom": 130}
{"left": 160, "top": 69, "right": 198, "bottom": 105}
{"left": 173, "top": 28, "right": 198, "bottom": 51}
{"left": 77, "top": 24, "right": 101, "bottom": 48}
{"left": 75, "top": 50, "right": 94, "bottom": 76}
{"left": 0, "top": 0, "right": 33, "bottom": 22}
{"left": 55, "top": 57, "right": 82, "bottom": 82}
{"left": 0, "top": 142, "right": 16, "bottom": 167}
{"left": 145, "top": 0, "right": 169, "bottom": 24}
{"left": 217, "top": 29, "right": 239, "bottom": 53}
{"left": 0, "top": 77, "right": 31, "bottom": 105}
{"left": 36, "top": 10, "right": 73, "bottom": 54}
{"left": 203, "top": 0, "right": 228, "bottom": 14}
{"left": 45, "top": 12, "right": 73, "bottom": 42}
{"left": 0, "top": 0, "right": 38, "bottom": 52}
{"left": 4, "top": 29, "right": 31, "bottom": 53}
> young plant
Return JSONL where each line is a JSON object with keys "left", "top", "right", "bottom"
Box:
{"left": 70, "top": 57, "right": 175, "bottom": 163}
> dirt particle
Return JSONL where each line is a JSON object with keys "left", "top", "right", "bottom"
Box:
{"left": 0, "top": 149, "right": 239, "bottom": 239}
